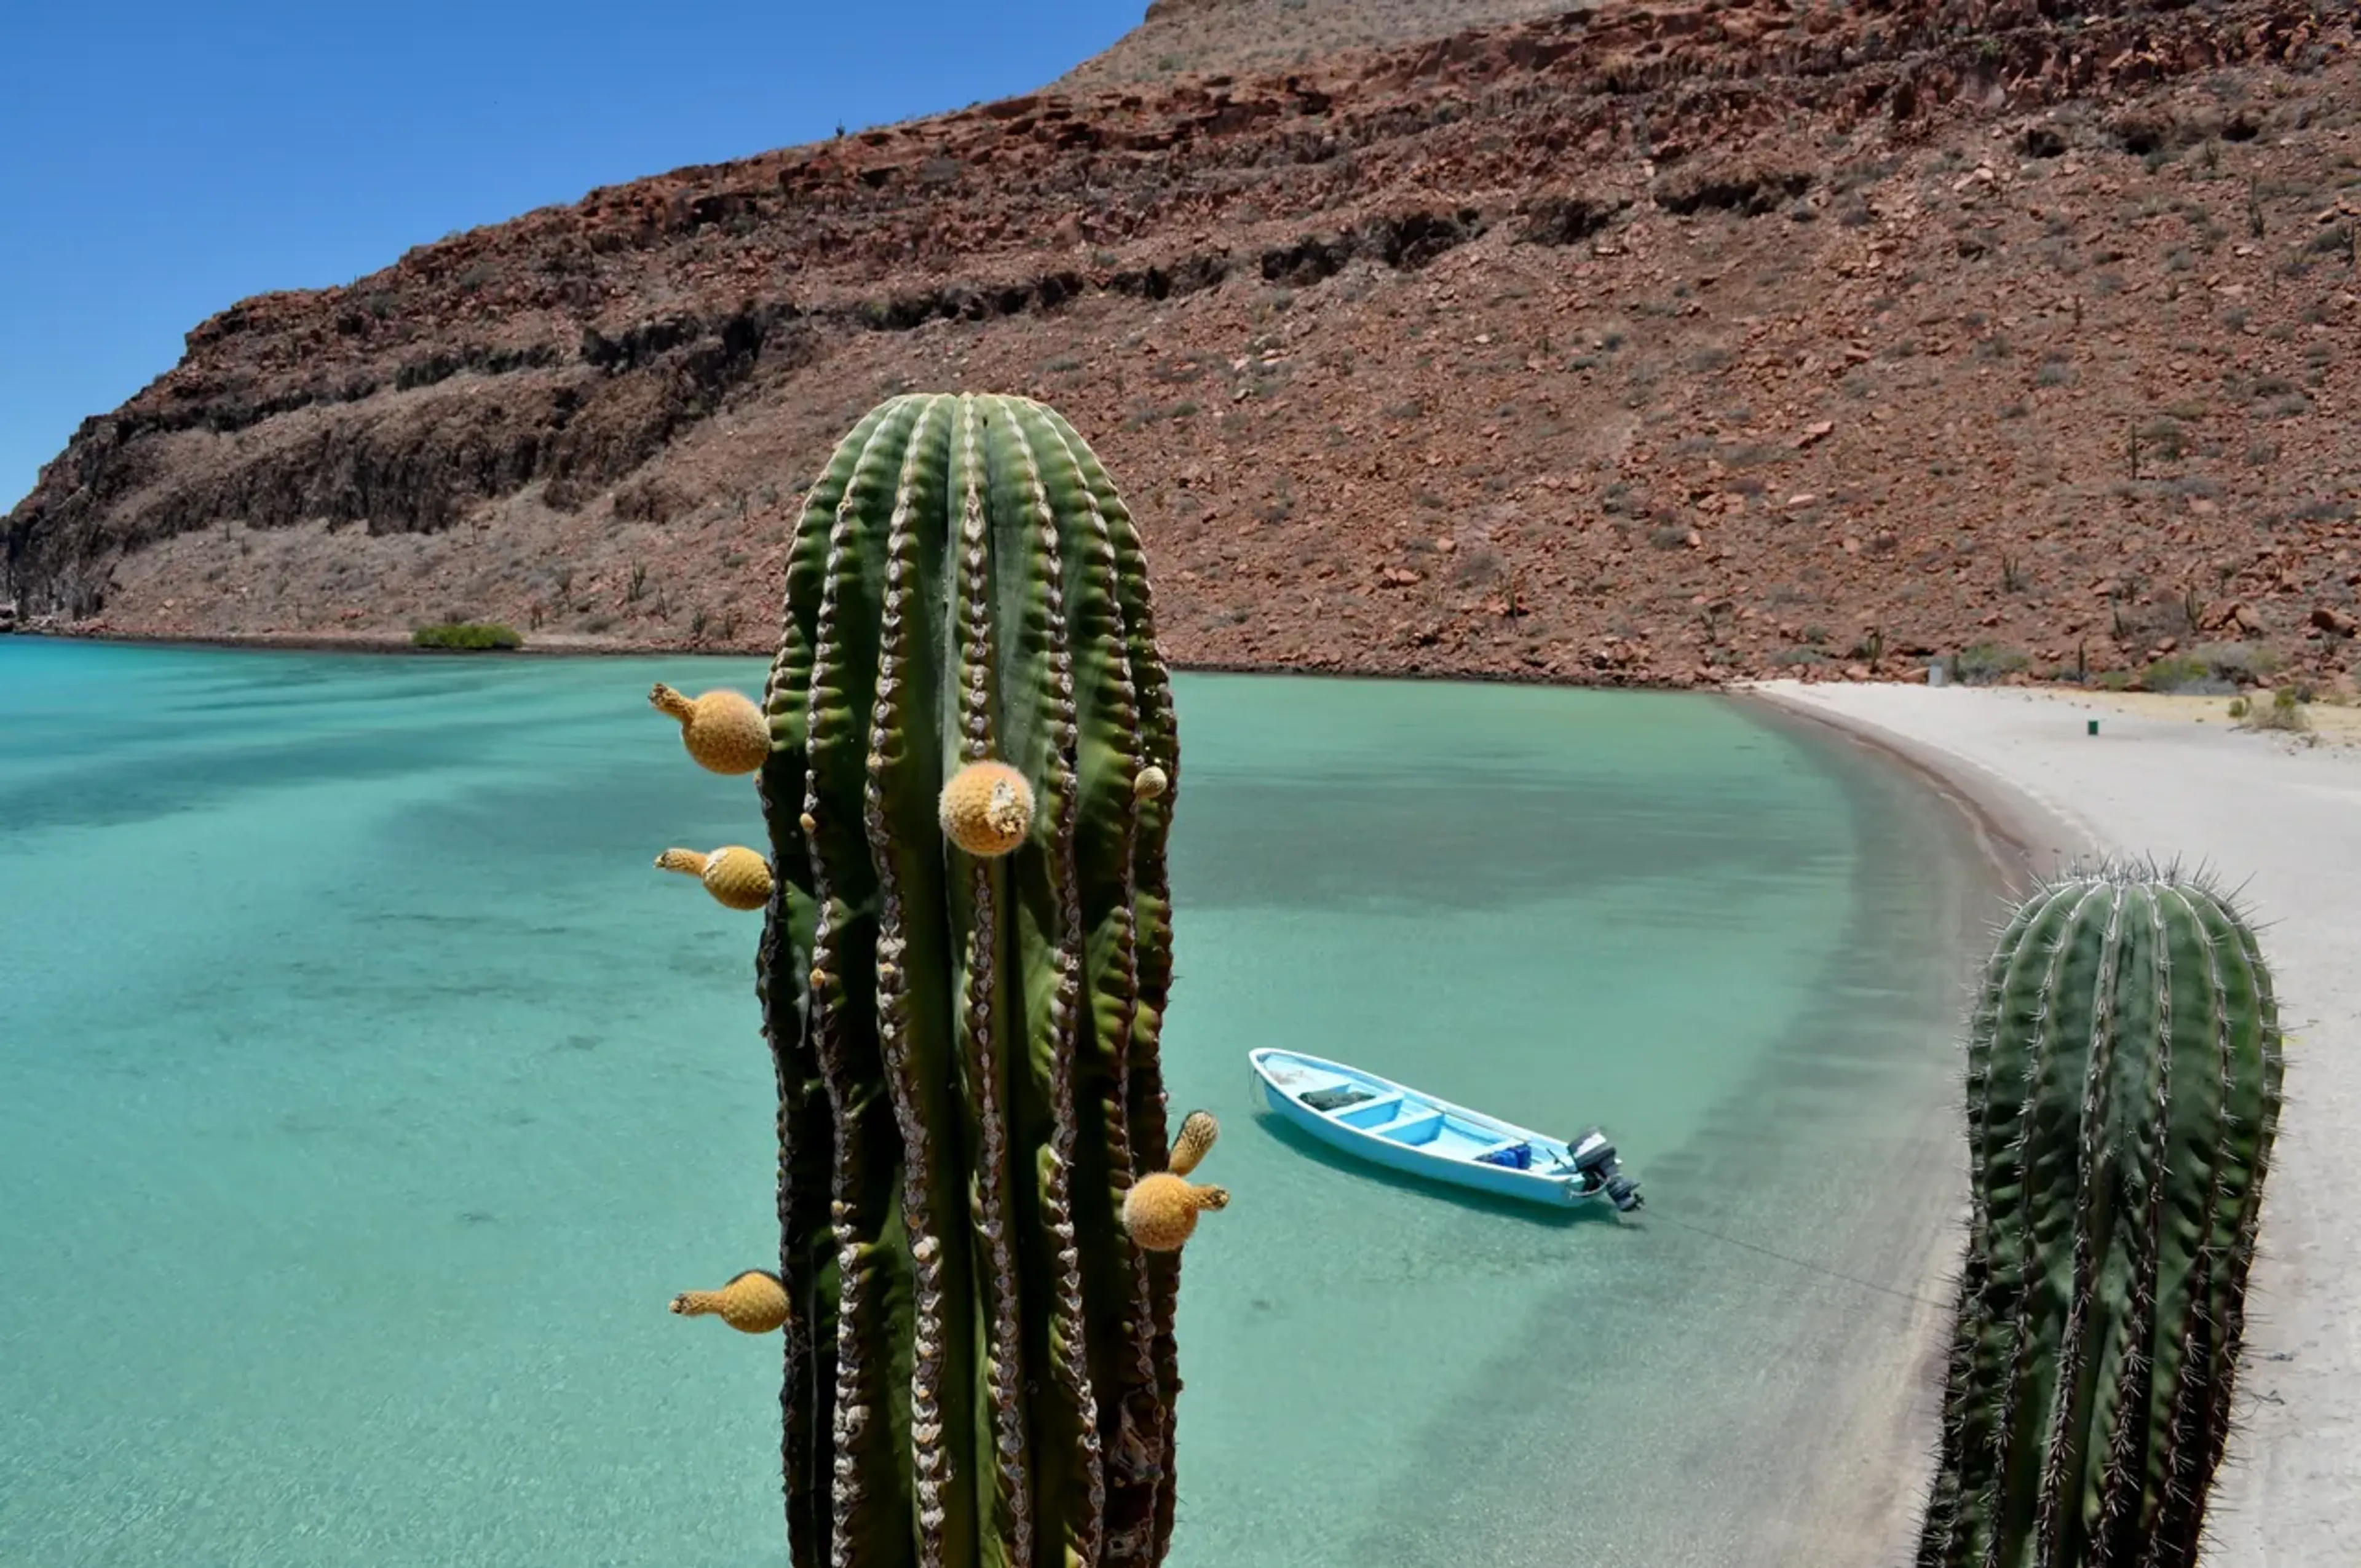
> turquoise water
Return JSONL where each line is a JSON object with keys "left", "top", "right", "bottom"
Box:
{"left": 0, "top": 641, "right": 1988, "bottom": 1567}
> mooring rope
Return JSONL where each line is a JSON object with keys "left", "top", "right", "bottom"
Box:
{"left": 1642, "top": 1209, "right": 1955, "bottom": 1312}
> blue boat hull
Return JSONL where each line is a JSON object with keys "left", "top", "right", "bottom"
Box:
{"left": 1247, "top": 1048, "right": 1638, "bottom": 1211}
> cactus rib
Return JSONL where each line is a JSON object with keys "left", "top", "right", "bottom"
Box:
{"left": 802, "top": 400, "right": 920, "bottom": 1568}
{"left": 756, "top": 398, "right": 899, "bottom": 1568}
{"left": 1042, "top": 405, "right": 1190, "bottom": 1566}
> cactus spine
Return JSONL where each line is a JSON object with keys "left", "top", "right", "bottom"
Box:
{"left": 655, "top": 392, "right": 1210, "bottom": 1568}
{"left": 1917, "top": 861, "right": 2285, "bottom": 1568}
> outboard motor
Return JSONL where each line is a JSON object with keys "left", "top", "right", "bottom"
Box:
{"left": 1568, "top": 1128, "right": 1645, "bottom": 1213}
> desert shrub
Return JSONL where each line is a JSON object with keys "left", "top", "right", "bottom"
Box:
{"left": 2143, "top": 654, "right": 2213, "bottom": 692}
{"left": 2144, "top": 641, "right": 2278, "bottom": 694}
{"left": 1954, "top": 643, "right": 2030, "bottom": 684}
{"left": 413, "top": 621, "right": 524, "bottom": 651}
{"left": 2192, "top": 641, "right": 2278, "bottom": 681}
{"left": 2234, "top": 686, "right": 2311, "bottom": 732}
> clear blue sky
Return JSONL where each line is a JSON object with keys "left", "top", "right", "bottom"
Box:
{"left": 0, "top": 1, "right": 1145, "bottom": 510}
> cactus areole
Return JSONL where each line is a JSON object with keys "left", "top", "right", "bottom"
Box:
{"left": 746, "top": 392, "right": 1203, "bottom": 1568}
{"left": 1918, "top": 862, "right": 2285, "bottom": 1568}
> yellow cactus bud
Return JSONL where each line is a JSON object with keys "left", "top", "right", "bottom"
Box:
{"left": 668, "top": 1269, "right": 789, "bottom": 1334}
{"left": 655, "top": 845, "right": 773, "bottom": 911}
{"left": 938, "top": 760, "right": 1034, "bottom": 857}
{"left": 1134, "top": 764, "right": 1168, "bottom": 802}
{"left": 1168, "top": 1109, "right": 1219, "bottom": 1176}
{"left": 649, "top": 682, "right": 769, "bottom": 775}
{"left": 1122, "top": 1172, "right": 1229, "bottom": 1253}
{"left": 1121, "top": 1107, "right": 1227, "bottom": 1251}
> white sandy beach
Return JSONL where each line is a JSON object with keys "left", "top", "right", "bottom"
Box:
{"left": 1749, "top": 679, "right": 2360, "bottom": 1568}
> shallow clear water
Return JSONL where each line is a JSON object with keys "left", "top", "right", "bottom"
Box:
{"left": 0, "top": 641, "right": 1988, "bottom": 1567}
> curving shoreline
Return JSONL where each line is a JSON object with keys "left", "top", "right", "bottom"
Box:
{"left": 1746, "top": 677, "right": 2361, "bottom": 1568}
{"left": 9, "top": 632, "right": 2332, "bottom": 1560}
{"left": 1709, "top": 689, "right": 2048, "bottom": 1567}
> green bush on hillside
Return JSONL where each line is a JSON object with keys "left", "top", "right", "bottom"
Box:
{"left": 1952, "top": 643, "right": 2029, "bottom": 684}
{"left": 412, "top": 621, "right": 524, "bottom": 651}
{"left": 2142, "top": 640, "right": 2277, "bottom": 694}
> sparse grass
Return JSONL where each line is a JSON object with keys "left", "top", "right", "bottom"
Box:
{"left": 2135, "top": 417, "right": 2188, "bottom": 461}
{"left": 413, "top": 620, "right": 523, "bottom": 651}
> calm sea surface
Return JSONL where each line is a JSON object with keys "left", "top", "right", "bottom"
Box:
{"left": 0, "top": 640, "right": 1990, "bottom": 1567}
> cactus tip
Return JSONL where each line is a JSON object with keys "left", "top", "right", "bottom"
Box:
{"left": 938, "top": 759, "right": 1035, "bottom": 857}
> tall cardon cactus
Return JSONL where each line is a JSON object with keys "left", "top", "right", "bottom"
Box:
{"left": 646, "top": 392, "right": 1225, "bottom": 1568}
{"left": 1916, "top": 861, "right": 2285, "bottom": 1568}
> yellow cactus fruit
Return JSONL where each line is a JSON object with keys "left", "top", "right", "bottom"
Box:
{"left": 648, "top": 682, "right": 769, "bottom": 775}
{"left": 668, "top": 1269, "right": 789, "bottom": 1334}
{"left": 1122, "top": 1107, "right": 1227, "bottom": 1251}
{"left": 1168, "top": 1109, "right": 1219, "bottom": 1176}
{"left": 655, "top": 845, "right": 773, "bottom": 911}
{"left": 937, "top": 759, "right": 1034, "bottom": 857}
{"left": 1133, "top": 764, "right": 1169, "bottom": 802}
{"left": 1122, "top": 1172, "right": 1230, "bottom": 1253}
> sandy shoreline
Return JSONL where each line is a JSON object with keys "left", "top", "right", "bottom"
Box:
{"left": 1749, "top": 678, "right": 2360, "bottom": 1568}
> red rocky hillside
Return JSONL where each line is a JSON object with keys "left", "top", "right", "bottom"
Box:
{"left": 4, "top": 0, "right": 2357, "bottom": 691}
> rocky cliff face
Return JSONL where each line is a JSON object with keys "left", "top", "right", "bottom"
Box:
{"left": 6, "top": 0, "right": 2357, "bottom": 688}
{"left": 1054, "top": 0, "right": 1605, "bottom": 91}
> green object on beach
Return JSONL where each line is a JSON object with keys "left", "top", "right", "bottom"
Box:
{"left": 1916, "top": 861, "right": 2285, "bottom": 1568}
{"left": 2087, "top": 718, "right": 2100, "bottom": 735}
{"left": 411, "top": 620, "right": 523, "bottom": 651}
{"left": 694, "top": 392, "right": 1205, "bottom": 1568}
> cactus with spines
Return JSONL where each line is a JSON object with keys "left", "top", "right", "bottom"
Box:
{"left": 649, "top": 392, "right": 1215, "bottom": 1568}
{"left": 1916, "top": 861, "right": 2285, "bottom": 1568}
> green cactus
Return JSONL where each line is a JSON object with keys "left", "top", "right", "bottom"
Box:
{"left": 653, "top": 392, "right": 1221, "bottom": 1568}
{"left": 1916, "top": 861, "right": 2285, "bottom": 1568}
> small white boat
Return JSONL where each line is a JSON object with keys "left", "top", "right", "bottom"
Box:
{"left": 1247, "top": 1048, "right": 1643, "bottom": 1213}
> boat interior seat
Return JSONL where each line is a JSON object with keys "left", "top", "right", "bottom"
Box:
{"left": 1373, "top": 1108, "right": 1445, "bottom": 1144}
{"left": 1329, "top": 1093, "right": 1405, "bottom": 1128}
